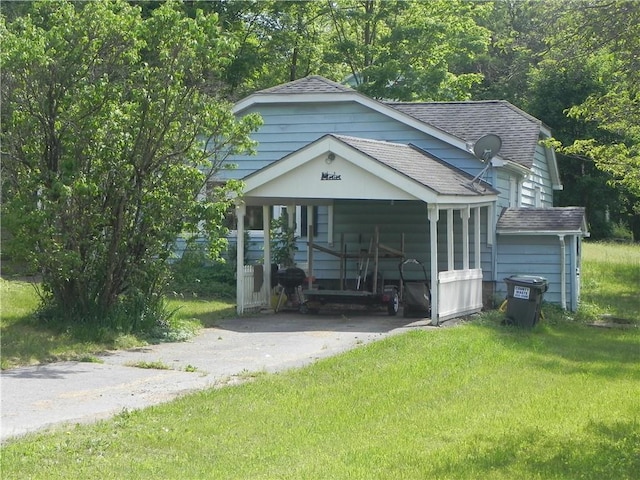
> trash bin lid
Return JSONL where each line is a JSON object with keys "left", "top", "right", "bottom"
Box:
{"left": 504, "top": 275, "right": 548, "bottom": 286}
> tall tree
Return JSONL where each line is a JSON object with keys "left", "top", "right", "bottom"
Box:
{"left": 550, "top": 0, "right": 640, "bottom": 238}
{"left": 326, "top": 0, "right": 491, "bottom": 100}
{"left": 1, "top": 1, "right": 261, "bottom": 328}
{"left": 471, "top": 0, "right": 551, "bottom": 103}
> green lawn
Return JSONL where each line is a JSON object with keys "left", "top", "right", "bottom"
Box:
{"left": 580, "top": 242, "right": 640, "bottom": 322}
{"left": 0, "top": 279, "right": 236, "bottom": 369}
{"left": 2, "top": 320, "right": 638, "bottom": 479}
{"left": 1, "top": 242, "right": 639, "bottom": 478}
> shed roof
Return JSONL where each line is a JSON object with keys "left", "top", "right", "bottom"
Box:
{"left": 496, "top": 207, "right": 588, "bottom": 235}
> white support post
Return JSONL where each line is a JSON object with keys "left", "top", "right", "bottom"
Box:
{"left": 447, "top": 208, "right": 454, "bottom": 271}
{"left": 428, "top": 206, "right": 439, "bottom": 326}
{"left": 460, "top": 207, "right": 470, "bottom": 270}
{"left": 474, "top": 206, "right": 481, "bottom": 270}
{"left": 263, "top": 205, "right": 271, "bottom": 299}
{"left": 559, "top": 234, "right": 567, "bottom": 310}
{"left": 235, "top": 202, "right": 246, "bottom": 314}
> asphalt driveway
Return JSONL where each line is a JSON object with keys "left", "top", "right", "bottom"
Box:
{"left": 1, "top": 311, "right": 449, "bottom": 442}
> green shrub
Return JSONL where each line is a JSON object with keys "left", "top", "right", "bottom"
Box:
{"left": 168, "top": 243, "right": 235, "bottom": 299}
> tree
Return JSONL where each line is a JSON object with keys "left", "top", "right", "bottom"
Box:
{"left": 326, "top": 0, "right": 491, "bottom": 100}
{"left": 471, "top": 0, "right": 552, "bottom": 103}
{"left": 550, "top": 0, "right": 640, "bottom": 238}
{"left": 1, "top": 1, "right": 261, "bottom": 328}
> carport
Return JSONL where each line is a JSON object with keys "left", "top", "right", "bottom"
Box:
{"left": 234, "top": 134, "right": 498, "bottom": 325}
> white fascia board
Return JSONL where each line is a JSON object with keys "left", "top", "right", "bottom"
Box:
{"left": 233, "top": 92, "right": 470, "bottom": 153}
{"left": 498, "top": 159, "right": 531, "bottom": 177}
{"left": 497, "top": 230, "right": 583, "bottom": 236}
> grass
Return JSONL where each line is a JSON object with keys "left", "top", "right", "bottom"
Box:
{"left": 580, "top": 242, "right": 640, "bottom": 322}
{"left": 0, "top": 279, "right": 236, "bottom": 370}
{"left": 1, "top": 320, "right": 638, "bottom": 479}
{"left": 124, "top": 360, "right": 172, "bottom": 370}
{"left": 1, "top": 242, "right": 638, "bottom": 478}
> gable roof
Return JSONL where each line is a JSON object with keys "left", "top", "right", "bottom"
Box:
{"left": 334, "top": 135, "right": 497, "bottom": 197}
{"left": 385, "top": 101, "right": 546, "bottom": 168}
{"left": 496, "top": 207, "right": 589, "bottom": 235}
{"left": 234, "top": 75, "right": 554, "bottom": 174}
{"left": 242, "top": 134, "right": 497, "bottom": 205}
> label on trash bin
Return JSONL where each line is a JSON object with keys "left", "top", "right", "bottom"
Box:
{"left": 513, "top": 285, "right": 530, "bottom": 300}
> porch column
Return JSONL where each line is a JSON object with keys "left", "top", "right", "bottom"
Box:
{"left": 460, "top": 207, "right": 470, "bottom": 270}
{"left": 559, "top": 234, "right": 567, "bottom": 310}
{"left": 474, "top": 206, "right": 481, "bottom": 269}
{"left": 263, "top": 205, "right": 272, "bottom": 299}
{"left": 235, "top": 202, "right": 246, "bottom": 314}
{"left": 447, "top": 208, "right": 454, "bottom": 271}
{"left": 428, "top": 205, "right": 439, "bottom": 326}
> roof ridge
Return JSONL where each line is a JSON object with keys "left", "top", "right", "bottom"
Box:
{"left": 256, "top": 75, "right": 354, "bottom": 94}
{"left": 386, "top": 100, "right": 505, "bottom": 106}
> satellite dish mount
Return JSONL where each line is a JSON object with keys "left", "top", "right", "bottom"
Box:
{"left": 468, "top": 134, "right": 502, "bottom": 190}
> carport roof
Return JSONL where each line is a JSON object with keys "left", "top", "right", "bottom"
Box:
{"left": 241, "top": 134, "right": 497, "bottom": 205}
{"left": 335, "top": 135, "right": 497, "bottom": 197}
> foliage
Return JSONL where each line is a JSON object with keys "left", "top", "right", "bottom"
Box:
{"left": 548, "top": 1, "right": 640, "bottom": 237}
{"left": 326, "top": 0, "right": 491, "bottom": 100}
{"left": 1, "top": 1, "right": 261, "bottom": 330}
{"left": 2, "top": 321, "right": 638, "bottom": 478}
{"left": 168, "top": 242, "right": 235, "bottom": 299}
{"left": 270, "top": 213, "right": 298, "bottom": 267}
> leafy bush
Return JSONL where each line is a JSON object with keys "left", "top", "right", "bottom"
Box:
{"left": 168, "top": 243, "right": 235, "bottom": 299}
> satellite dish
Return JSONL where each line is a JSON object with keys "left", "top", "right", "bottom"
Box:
{"left": 472, "top": 134, "right": 502, "bottom": 162}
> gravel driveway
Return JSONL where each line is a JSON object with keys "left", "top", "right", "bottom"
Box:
{"left": 1, "top": 311, "right": 446, "bottom": 442}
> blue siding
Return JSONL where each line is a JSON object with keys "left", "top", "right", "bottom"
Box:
{"left": 522, "top": 144, "right": 553, "bottom": 207}
{"left": 496, "top": 235, "right": 573, "bottom": 307}
{"left": 222, "top": 102, "right": 485, "bottom": 180}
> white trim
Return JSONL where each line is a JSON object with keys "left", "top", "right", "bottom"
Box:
{"left": 428, "top": 206, "right": 439, "bottom": 326}
{"left": 235, "top": 202, "right": 246, "bottom": 314}
{"left": 559, "top": 234, "right": 567, "bottom": 310}
{"left": 460, "top": 207, "right": 470, "bottom": 270}
{"left": 447, "top": 208, "right": 454, "bottom": 271}
{"left": 497, "top": 230, "right": 585, "bottom": 236}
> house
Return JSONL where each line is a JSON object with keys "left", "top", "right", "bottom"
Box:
{"left": 219, "top": 75, "right": 588, "bottom": 322}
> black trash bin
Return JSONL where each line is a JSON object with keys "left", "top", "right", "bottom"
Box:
{"left": 503, "top": 275, "right": 548, "bottom": 327}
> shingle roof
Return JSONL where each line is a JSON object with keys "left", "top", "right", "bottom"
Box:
{"left": 496, "top": 207, "right": 587, "bottom": 233}
{"left": 256, "top": 75, "right": 353, "bottom": 94}
{"left": 386, "top": 101, "right": 543, "bottom": 168}
{"left": 334, "top": 135, "right": 497, "bottom": 197}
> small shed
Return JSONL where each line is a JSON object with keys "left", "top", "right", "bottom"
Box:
{"left": 496, "top": 207, "right": 589, "bottom": 311}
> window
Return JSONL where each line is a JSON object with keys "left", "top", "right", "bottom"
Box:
{"left": 224, "top": 205, "right": 317, "bottom": 236}
{"left": 272, "top": 206, "right": 318, "bottom": 238}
